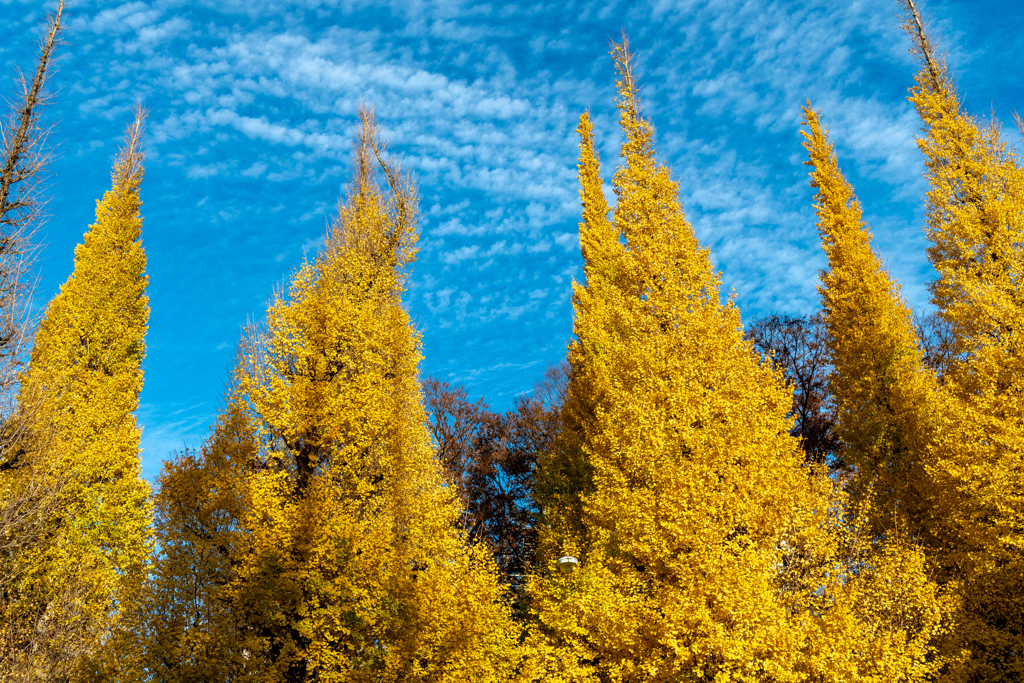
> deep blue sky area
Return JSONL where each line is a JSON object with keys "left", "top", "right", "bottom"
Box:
{"left": 2, "top": 0, "right": 1022, "bottom": 480}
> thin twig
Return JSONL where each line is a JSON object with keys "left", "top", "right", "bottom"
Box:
{"left": 900, "top": 0, "right": 943, "bottom": 92}
{"left": 0, "top": 0, "right": 64, "bottom": 222}
{"left": 613, "top": 32, "right": 641, "bottom": 120}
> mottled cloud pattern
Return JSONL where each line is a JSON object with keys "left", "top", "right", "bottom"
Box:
{"left": 1, "top": 0, "right": 1021, "bottom": 478}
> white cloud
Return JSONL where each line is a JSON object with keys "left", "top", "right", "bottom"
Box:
{"left": 136, "top": 17, "right": 190, "bottom": 45}
{"left": 554, "top": 231, "right": 579, "bottom": 252}
{"left": 241, "top": 160, "right": 268, "bottom": 177}
{"left": 187, "top": 161, "right": 228, "bottom": 178}
{"left": 440, "top": 244, "right": 480, "bottom": 264}
{"left": 30, "top": 0, "right": 1016, "bottom": 452}
{"left": 85, "top": 1, "right": 163, "bottom": 34}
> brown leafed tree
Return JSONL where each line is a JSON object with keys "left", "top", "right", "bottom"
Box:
{"left": 423, "top": 363, "right": 566, "bottom": 583}
{"left": 745, "top": 313, "right": 840, "bottom": 468}
{"left": 422, "top": 379, "right": 488, "bottom": 514}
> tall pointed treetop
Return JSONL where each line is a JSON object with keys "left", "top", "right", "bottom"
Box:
{"left": 897, "top": 2, "right": 1024, "bottom": 677}
{"left": 133, "top": 107, "right": 515, "bottom": 683}
{"left": 529, "top": 39, "right": 832, "bottom": 682}
{"left": 802, "top": 104, "right": 941, "bottom": 537}
{"left": 12, "top": 106, "right": 152, "bottom": 680}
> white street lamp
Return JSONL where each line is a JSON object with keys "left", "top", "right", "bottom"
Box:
{"left": 556, "top": 556, "right": 578, "bottom": 573}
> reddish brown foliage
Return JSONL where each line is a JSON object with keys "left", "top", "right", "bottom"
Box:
{"left": 423, "top": 364, "right": 566, "bottom": 582}
{"left": 745, "top": 313, "right": 841, "bottom": 468}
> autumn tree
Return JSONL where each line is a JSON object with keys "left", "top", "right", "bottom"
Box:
{"left": 137, "top": 108, "right": 516, "bottom": 682}
{"left": 2, "top": 107, "right": 152, "bottom": 681}
{"left": 423, "top": 363, "right": 565, "bottom": 583}
{"left": 0, "top": 4, "right": 70, "bottom": 678}
{"left": 898, "top": 0, "right": 1024, "bottom": 677}
{"left": 524, "top": 39, "right": 845, "bottom": 682}
{"left": 0, "top": 0, "right": 64, "bottom": 571}
{"left": 798, "top": 104, "right": 947, "bottom": 678}
{"left": 802, "top": 105, "right": 944, "bottom": 541}
{"left": 108, "top": 397, "right": 268, "bottom": 682}
{"left": 745, "top": 313, "right": 840, "bottom": 468}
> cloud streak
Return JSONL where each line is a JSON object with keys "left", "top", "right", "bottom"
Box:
{"left": 4, "top": 0, "right": 1019, "bottom": 472}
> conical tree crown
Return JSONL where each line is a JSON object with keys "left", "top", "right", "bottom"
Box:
{"left": 898, "top": 1, "right": 1024, "bottom": 677}
{"left": 798, "top": 106, "right": 948, "bottom": 680}
{"left": 11, "top": 110, "right": 152, "bottom": 677}
{"left": 901, "top": 4, "right": 1024, "bottom": 371}
{"left": 530, "top": 41, "right": 826, "bottom": 682}
{"left": 802, "top": 105, "right": 940, "bottom": 536}
{"left": 26, "top": 111, "right": 150, "bottom": 488}
{"left": 138, "top": 108, "right": 515, "bottom": 683}
{"left": 238, "top": 107, "right": 423, "bottom": 505}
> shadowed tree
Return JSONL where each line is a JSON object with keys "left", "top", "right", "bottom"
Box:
{"left": 745, "top": 313, "right": 840, "bottom": 468}
{"left": 423, "top": 363, "right": 565, "bottom": 584}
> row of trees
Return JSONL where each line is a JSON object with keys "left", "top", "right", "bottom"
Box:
{"left": 0, "top": 0, "right": 1021, "bottom": 680}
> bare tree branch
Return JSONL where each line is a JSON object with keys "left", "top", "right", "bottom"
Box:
{"left": 0, "top": 0, "right": 64, "bottom": 227}
{"left": 899, "top": 0, "right": 945, "bottom": 92}
{"left": 0, "top": 5, "right": 80, "bottom": 682}
{"left": 612, "top": 32, "right": 642, "bottom": 122}
{"left": 0, "top": 0, "right": 64, "bottom": 412}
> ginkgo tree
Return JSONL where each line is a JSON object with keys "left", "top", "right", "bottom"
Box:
{"left": 799, "top": 103, "right": 948, "bottom": 681}
{"left": 523, "top": 39, "right": 944, "bottom": 683}
{"left": 4, "top": 108, "right": 153, "bottom": 681}
{"left": 802, "top": 102, "right": 943, "bottom": 540}
{"left": 133, "top": 108, "right": 517, "bottom": 683}
{"left": 0, "top": 1, "right": 1015, "bottom": 680}
{"left": 895, "top": 1, "right": 1024, "bottom": 678}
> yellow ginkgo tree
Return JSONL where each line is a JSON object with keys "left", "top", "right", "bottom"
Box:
{"left": 800, "top": 104, "right": 948, "bottom": 680}
{"left": 4, "top": 109, "right": 153, "bottom": 680}
{"left": 897, "top": 1, "right": 1024, "bottom": 678}
{"left": 802, "top": 104, "right": 941, "bottom": 533}
{"left": 137, "top": 108, "right": 517, "bottom": 683}
{"left": 528, "top": 40, "right": 834, "bottom": 683}
{"left": 523, "top": 38, "right": 954, "bottom": 683}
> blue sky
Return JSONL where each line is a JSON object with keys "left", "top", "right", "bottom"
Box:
{"left": 2, "top": 0, "right": 1022, "bottom": 480}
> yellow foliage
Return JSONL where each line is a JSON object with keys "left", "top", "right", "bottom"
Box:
{"left": 138, "top": 108, "right": 516, "bottom": 682}
{"left": 526, "top": 39, "right": 957, "bottom": 683}
{"left": 530, "top": 40, "right": 829, "bottom": 682}
{"left": 790, "top": 507, "right": 947, "bottom": 683}
{"left": 801, "top": 105, "right": 941, "bottom": 537}
{"left": 899, "top": 1, "right": 1024, "bottom": 678}
{"left": 800, "top": 103, "right": 955, "bottom": 680}
{"left": 2, "top": 111, "right": 153, "bottom": 679}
